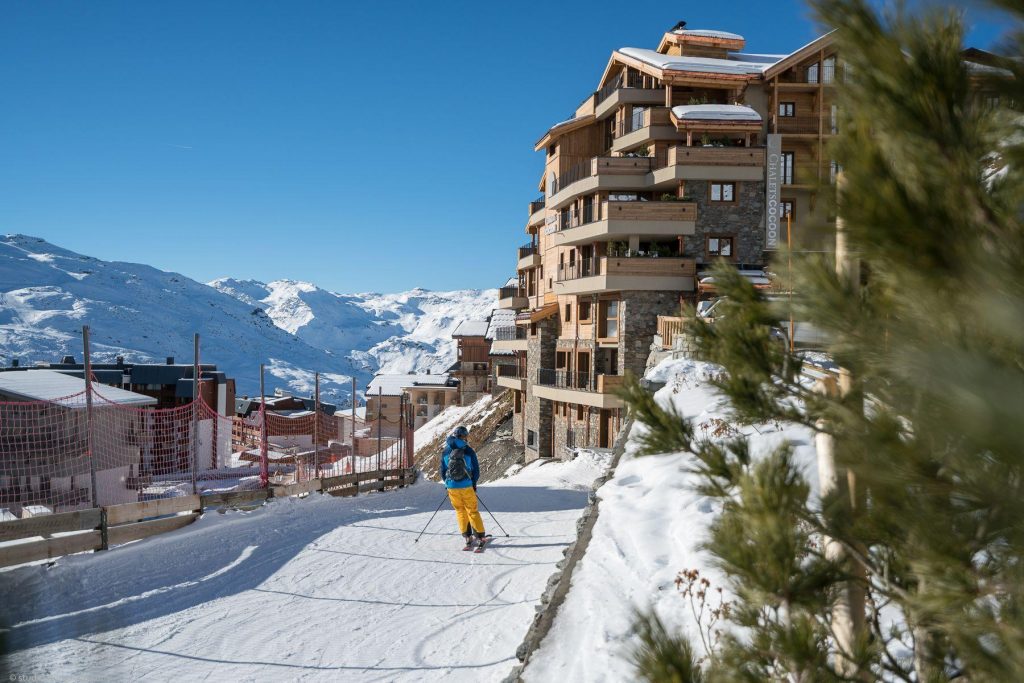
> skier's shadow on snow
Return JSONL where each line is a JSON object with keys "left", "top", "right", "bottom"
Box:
{"left": 0, "top": 482, "right": 588, "bottom": 663}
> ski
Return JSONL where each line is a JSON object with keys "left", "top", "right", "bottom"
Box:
{"left": 473, "top": 535, "right": 493, "bottom": 553}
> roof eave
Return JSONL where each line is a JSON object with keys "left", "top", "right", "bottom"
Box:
{"left": 762, "top": 30, "right": 838, "bottom": 80}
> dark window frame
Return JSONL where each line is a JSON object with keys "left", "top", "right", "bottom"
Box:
{"left": 706, "top": 234, "right": 736, "bottom": 259}
{"left": 710, "top": 182, "right": 737, "bottom": 203}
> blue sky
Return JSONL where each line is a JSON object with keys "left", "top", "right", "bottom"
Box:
{"left": 0, "top": 1, "right": 1006, "bottom": 293}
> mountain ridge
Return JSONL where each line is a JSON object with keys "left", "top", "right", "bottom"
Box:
{"left": 0, "top": 234, "right": 497, "bottom": 403}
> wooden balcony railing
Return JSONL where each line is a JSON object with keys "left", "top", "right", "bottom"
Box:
{"left": 498, "top": 285, "right": 524, "bottom": 300}
{"left": 495, "top": 364, "right": 525, "bottom": 379}
{"left": 551, "top": 156, "right": 654, "bottom": 195}
{"left": 614, "top": 106, "right": 672, "bottom": 138}
{"left": 657, "top": 315, "right": 685, "bottom": 350}
{"left": 603, "top": 256, "right": 696, "bottom": 278}
{"left": 775, "top": 115, "right": 839, "bottom": 135}
{"left": 663, "top": 146, "right": 766, "bottom": 168}
{"left": 595, "top": 70, "right": 662, "bottom": 105}
{"left": 603, "top": 199, "right": 696, "bottom": 222}
{"left": 536, "top": 369, "right": 622, "bottom": 393}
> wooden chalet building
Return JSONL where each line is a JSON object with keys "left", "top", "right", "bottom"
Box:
{"left": 496, "top": 22, "right": 997, "bottom": 461}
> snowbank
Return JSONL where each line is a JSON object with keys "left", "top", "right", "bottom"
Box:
{"left": 525, "top": 357, "right": 818, "bottom": 681}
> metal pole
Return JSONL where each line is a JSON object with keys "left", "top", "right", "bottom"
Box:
{"left": 787, "top": 212, "right": 795, "bottom": 353}
{"left": 83, "top": 326, "right": 98, "bottom": 508}
{"left": 413, "top": 495, "right": 450, "bottom": 543}
{"left": 259, "top": 364, "right": 268, "bottom": 488}
{"left": 191, "top": 333, "right": 199, "bottom": 495}
{"left": 376, "top": 386, "right": 382, "bottom": 472}
{"left": 475, "top": 493, "right": 510, "bottom": 537}
{"left": 313, "top": 372, "right": 320, "bottom": 480}
{"left": 351, "top": 375, "right": 357, "bottom": 476}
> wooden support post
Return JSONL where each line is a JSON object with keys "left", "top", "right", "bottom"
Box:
{"left": 99, "top": 507, "right": 108, "bottom": 551}
{"left": 82, "top": 326, "right": 98, "bottom": 508}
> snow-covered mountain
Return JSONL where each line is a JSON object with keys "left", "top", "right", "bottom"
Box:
{"left": 0, "top": 234, "right": 497, "bottom": 403}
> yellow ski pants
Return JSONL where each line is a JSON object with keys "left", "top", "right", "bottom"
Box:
{"left": 447, "top": 487, "right": 485, "bottom": 535}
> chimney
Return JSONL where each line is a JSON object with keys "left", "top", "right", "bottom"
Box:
{"left": 116, "top": 355, "right": 124, "bottom": 367}
{"left": 671, "top": 20, "right": 687, "bottom": 31}
{"left": 166, "top": 356, "right": 174, "bottom": 365}
{"left": 425, "top": 368, "right": 431, "bottom": 375}
{"left": 11, "top": 359, "right": 18, "bottom": 368}
{"left": 61, "top": 355, "right": 76, "bottom": 365}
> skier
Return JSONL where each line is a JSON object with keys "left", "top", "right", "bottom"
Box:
{"left": 440, "top": 425, "right": 489, "bottom": 551}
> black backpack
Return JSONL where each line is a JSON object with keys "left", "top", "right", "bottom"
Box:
{"left": 447, "top": 447, "right": 469, "bottom": 481}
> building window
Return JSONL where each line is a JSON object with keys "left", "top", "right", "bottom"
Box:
{"left": 830, "top": 160, "right": 843, "bottom": 184}
{"left": 707, "top": 236, "right": 734, "bottom": 258}
{"left": 599, "top": 300, "right": 619, "bottom": 339}
{"left": 778, "top": 102, "right": 795, "bottom": 117}
{"left": 514, "top": 391, "right": 522, "bottom": 413}
{"left": 579, "top": 301, "right": 592, "bottom": 321}
{"left": 548, "top": 143, "right": 557, "bottom": 157}
{"left": 564, "top": 303, "right": 572, "bottom": 322}
{"left": 781, "top": 200, "right": 795, "bottom": 221}
{"left": 781, "top": 152, "right": 795, "bottom": 185}
{"left": 710, "top": 182, "right": 735, "bottom": 202}
{"left": 527, "top": 429, "right": 537, "bottom": 448}
{"left": 807, "top": 61, "right": 820, "bottom": 84}
{"left": 577, "top": 405, "right": 585, "bottom": 421}
{"left": 822, "top": 56, "right": 836, "bottom": 84}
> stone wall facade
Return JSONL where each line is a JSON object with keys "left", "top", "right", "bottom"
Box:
{"left": 619, "top": 290, "right": 680, "bottom": 379}
{"left": 524, "top": 319, "right": 557, "bottom": 462}
{"left": 684, "top": 178, "right": 766, "bottom": 266}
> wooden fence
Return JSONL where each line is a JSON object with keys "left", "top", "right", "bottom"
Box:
{"left": 0, "top": 467, "right": 417, "bottom": 569}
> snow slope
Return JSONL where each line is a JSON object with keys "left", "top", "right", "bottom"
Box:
{"left": 0, "top": 235, "right": 496, "bottom": 403}
{"left": 524, "top": 358, "right": 820, "bottom": 681}
{"left": 0, "top": 454, "right": 611, "bottom": 682}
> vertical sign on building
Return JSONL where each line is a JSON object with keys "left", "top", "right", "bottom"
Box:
{"left": 765, "top": 133, "right": 781, "bottom": 250}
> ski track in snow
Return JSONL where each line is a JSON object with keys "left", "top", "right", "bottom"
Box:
{"left": 0, "top": 453, "right": 610, "bottom": 682}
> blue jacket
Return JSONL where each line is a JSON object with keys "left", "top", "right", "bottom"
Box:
{"left": 440, "top": 436, "right": 479, "bottom": 489}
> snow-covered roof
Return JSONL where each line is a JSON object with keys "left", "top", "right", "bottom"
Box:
{"left": 966, "top": 60, "right": 1013, "bottom": 77}
{"left": 672, "top": 29, "right": 744, "bottom": 41}
{"left": 489, "top": 343, "right": 515, "bottom": 357}
{"left": 0, "top": 369, "right": 157, "bottom": 407}
{"left": 366, "top": 373, "right": 456, "bottom": 397}
{"left": 671, "top": 104, "right": 762, "bottom": 122}
{"left": 273, "top": 409, "right": 315, "bottom": 419}
{"left": 486, "top": 309, "right": 517, "bottom": 340}
{"left": 618, "top": 47, "right": 778, "bottom": 76}
{"left": 452, "top": 320, "right": 490, "bottom": 337}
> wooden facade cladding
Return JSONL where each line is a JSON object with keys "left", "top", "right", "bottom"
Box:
{"left": 604, "top": 199, "right": 696, "bottom": 222}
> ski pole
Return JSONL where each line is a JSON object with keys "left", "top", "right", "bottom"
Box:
{"left": 475, "top": 493, "right": 510, "bottom": 537}
{"left": 413, "top": 494, "right": 450, "bottom": 543}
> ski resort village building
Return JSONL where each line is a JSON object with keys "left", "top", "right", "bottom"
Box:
{"left": 495, "top": 24, "right": 847, "bottom": 460}
{"left": 364, "top": 372, "right": 459, "bottom": 438}
{"left": 496, "top": 24, "right": 1007, "bottom": 461}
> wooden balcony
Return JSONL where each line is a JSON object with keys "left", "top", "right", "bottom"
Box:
{"left": 610, "top": 107, "right": 679, "bottom": 154}
{"left": 553, "top": 199, "right": 697, "bottom": 247}
{"left": 497, "top": 285, "right": 528, "bottom": 310}
{"left": 533, "top": 369, "right": 624, "bottom": 408}
{"left": 555, "top": 256, "right": 697, "bottom": 295}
